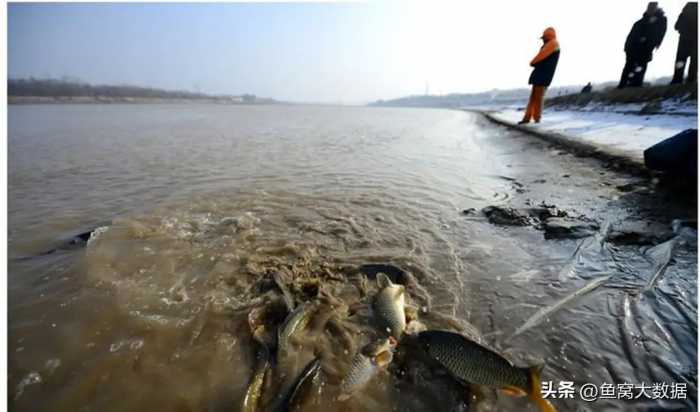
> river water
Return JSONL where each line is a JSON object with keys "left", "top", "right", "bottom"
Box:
{"left": 8, "top": 104, "right": 697, "bottom": 411}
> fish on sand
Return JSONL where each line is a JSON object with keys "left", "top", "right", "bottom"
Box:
{"left": 415, "top": 330, "right": 555, "bottom": 412}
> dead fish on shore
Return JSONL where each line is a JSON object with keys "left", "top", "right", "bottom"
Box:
{"left": 338, "top": 337, "right": 397, "bottom": 401}
{"left": 277, "top": 302, "right": 317, "bottom": 359}
{"left": 415, "top": 330, "right": 555, "bottom": 412}
{"left": 373, "top": 273, "right": 406, "bottom": 338}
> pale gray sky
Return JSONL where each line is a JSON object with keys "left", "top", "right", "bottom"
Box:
{"left": 8, "top": 1, "right": 690, "bottom": 103}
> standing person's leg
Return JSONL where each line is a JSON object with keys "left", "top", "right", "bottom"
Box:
{"left": 629, "top": 60, "right": 647, "bottom": 87}
{"left": 688, "top": 42, "right": 697, "bottom": 83}
{"left": 618, "top": 57, "right": 634, "bottom": 88}
{"left": 672, "top": 39, "right": 689, "bottom": 84}
{"left": 533, "top": 86, "right": 546, "bottom": 123}
{"left": 636, "top": 62, "right": 648, "bottom": 86}
{"left": 520, "top": 86, "right": 536, "bottom": 123}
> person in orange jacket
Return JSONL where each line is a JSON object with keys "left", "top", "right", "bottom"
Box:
{"left": 519, "top": 27, "right": 560, "bottom": 124}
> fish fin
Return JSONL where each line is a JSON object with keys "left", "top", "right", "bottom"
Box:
{"left": 527, "top": 365, "right": 556, "bottom": 412}
{"left": 376, "top": 273, "right": 393, "bottom": 288}
{"left": 500, "top": 385, "right": 527, "bottom": 397}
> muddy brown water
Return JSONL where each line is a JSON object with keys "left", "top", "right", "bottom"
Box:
{"left": 8, "top": 104, "right": 697, "bottom": 411}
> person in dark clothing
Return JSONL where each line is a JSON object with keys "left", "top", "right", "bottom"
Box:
{"left": 671, "top": 2, "right": 697, "bottom": 84}
{"left": 618, "top": 2, "right": 667, "bottom": 88}
{"left": 581, "top": 82, "right": 593, "bottom": 93}
{"left": 519, "top": 27, "right": 560, "bottom": 124}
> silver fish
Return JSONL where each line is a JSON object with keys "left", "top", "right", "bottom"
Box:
{"left": 277, "top": 302, "right": 316, "bottom": 359}
{"left": 372, "top": 273, "right": 406, "bottom": 338}
{"left": 338, "top": 337, "right": 397, "bottom": 401}
{"left": 286, "top": 358, "right": 323, "bottom": 412}
{"left": 241, "top": 339, "right": 271, "bottom": 412}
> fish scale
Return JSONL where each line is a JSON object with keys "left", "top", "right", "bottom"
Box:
{"left": 340, "top": 353, "right": 376, "bottom": 394}
{"left": 338, "top": 337, "right": 396, "bottom": 400}
{"left": 419, "top": 330, "right": 529, "bottom": 389}
{"left": 373, "top": 274, "right": 406, "bottom": 338}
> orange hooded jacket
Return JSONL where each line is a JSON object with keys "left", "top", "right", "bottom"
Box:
{"left": 530, "top": 27, "right": 560, "bottom": 66}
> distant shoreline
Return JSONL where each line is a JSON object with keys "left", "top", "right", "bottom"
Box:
{"left": 371, "top": 82, "right": 697, "bottom": 110}
{"left": 8, "top": 95, "right": 282, "bottom": 105}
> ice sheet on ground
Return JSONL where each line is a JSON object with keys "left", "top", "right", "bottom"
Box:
{"left": 487, "top": 109, "right": 697, "bottom": 162}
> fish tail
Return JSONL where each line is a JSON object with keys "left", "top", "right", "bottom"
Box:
{"left": 527, "top": 365, "right": 556, "bottom": 412}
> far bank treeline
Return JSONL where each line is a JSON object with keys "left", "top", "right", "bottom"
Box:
{"left": 369, "top": 86, "right": 582, "bottom": 109}
{"left": 8, "top": 78, "right": 279, "bottom": 104}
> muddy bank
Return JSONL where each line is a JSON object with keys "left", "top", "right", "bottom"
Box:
{"left": 476, "top": 110, "right": 653, "bottom": 177}
{"left": 476, "top": 108, "right": 698, "bottom": 207}
{"left": 465, "top": 203, "right": 683, "bottom": 244}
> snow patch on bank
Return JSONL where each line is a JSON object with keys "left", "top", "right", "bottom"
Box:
{"left": 476, "top": 107, "right": 697, "bottom": 163}
{"left": 558, "top": 99, "right": 696, "bottom": 116}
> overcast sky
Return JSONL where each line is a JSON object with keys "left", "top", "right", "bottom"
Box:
{"left": 8, "top": 1, "right": 690, "bottom": 103}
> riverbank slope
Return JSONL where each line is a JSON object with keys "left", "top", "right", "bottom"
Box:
{"left": 471, "top": 83, "right": 697, "bottom": 172}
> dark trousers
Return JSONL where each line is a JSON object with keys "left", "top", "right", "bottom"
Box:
{"left": 671, "top": 37, "right": 697, "bottom": 84}
{"left": 618, "top": 56, "right": 648, "bottom": 88}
